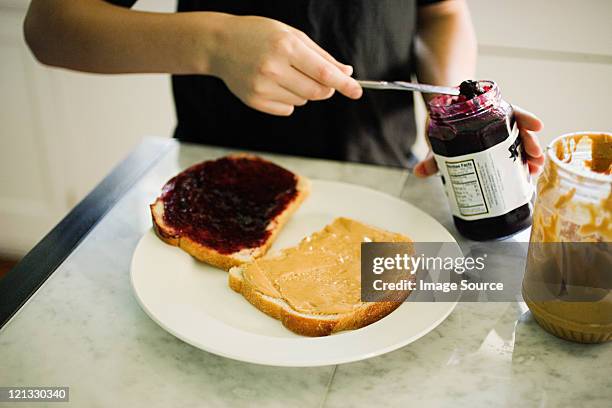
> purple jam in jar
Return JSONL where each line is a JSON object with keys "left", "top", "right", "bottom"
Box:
{"left": 427, "top": 80, "right": 534, "bottom": 240}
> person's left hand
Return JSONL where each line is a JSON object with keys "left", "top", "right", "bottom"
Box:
{"left": 414, "top": 106, "right": 545, "bottom": 177}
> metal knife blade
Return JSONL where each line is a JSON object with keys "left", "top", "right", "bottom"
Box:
{"left": 357, "top": 80, "right": 459, "bottom": 96}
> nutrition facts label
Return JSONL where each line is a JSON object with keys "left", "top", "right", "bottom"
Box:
{"left": 433, "top": 123, "right": 534, "bottom": 221}
{"left": 445, "top": 160, "right": 488, "bottom": 216}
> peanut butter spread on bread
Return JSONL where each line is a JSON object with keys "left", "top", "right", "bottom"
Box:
{"left": 241, "top": 217, "right": 411, "bottom": 315}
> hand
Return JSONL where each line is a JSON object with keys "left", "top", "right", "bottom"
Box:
{"left": 414, "top": 106, "right": 545, "bottom": 177}
{"left": 210, "top": 15, "right": 362, "bottom": 116}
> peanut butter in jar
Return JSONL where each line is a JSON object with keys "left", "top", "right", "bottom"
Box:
{"left": 523, "top": 132, "right": 612, "bottom": 343}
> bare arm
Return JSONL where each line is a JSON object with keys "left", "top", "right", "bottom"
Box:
{"left": 24, "top": 0, "right": 361, "bottom": 116}
{"left": 24, "top": 0, "right": 224, "bottom": 74}
{"left": 414, "top": 0, "right": 477, "bottom": 89}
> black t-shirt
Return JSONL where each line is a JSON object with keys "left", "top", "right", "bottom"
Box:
{"left": 107, "top": 0, "right": 443, "bottom": 166}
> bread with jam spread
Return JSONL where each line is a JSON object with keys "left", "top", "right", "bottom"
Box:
{"left": 229, "top": 217, "right": 414, "bottom": 336}
{"left": 150, "top": 154, "right": 310, "bottom": 271}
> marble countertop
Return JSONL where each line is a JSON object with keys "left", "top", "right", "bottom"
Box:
{"left": 0, "top": 139, "right": 610, "bottom": 407}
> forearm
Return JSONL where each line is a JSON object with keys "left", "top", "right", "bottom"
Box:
{"left": 414, "top": 0, "right": 477, "bottom": 88}
{"left": 24, "top": 0, "right": 227, "bottom": 74}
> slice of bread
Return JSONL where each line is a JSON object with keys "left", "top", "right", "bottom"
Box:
{"left": 229, "top": 217, "right": 414, "bottom": 337}
{"left": 151, "top": 154, "right": 310, "bottom": 271}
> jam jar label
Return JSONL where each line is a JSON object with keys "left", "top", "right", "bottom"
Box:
{"left": 433, "top": 123, "right": 534, "bottom": 220}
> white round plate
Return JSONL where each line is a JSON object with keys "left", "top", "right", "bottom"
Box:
{"left": 131, "top": 180, "right": 459, "bottom": 367}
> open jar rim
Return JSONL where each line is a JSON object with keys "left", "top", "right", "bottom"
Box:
{"left": 427, "top": 80, "right": 499, "bottom": 121}
{"left": 546, "top": 131, "right": 612, "bottom": 184}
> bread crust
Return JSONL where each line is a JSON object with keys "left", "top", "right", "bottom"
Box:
{"left": 228, "top": 246, "right": 414, "bottom": 337}
{"left": 150, "top": 156, "right": 310, "bottom": 271}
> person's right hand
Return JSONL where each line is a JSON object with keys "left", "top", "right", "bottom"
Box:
{"left": 209, "top": 15, "right": 363, "bottom": 116}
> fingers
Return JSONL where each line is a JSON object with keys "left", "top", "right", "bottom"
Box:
{"left": 251, "top": 76, "right": 309, "bottom": 106}
{"left": 513, "top": 105, "right": 544, "bottom": 132}
{"left": 291, "top": 29, "right": 353, "bottom": 76}
{"left": 247, "top": 81, "right": 306, "bottom": 115}
{"left": 520, "top": 129, "right": 544, "bottom": 162}
{"left": 526, "top": 152, "right": 545, "bottom": 175}
{"left": 514, "top": 105, "right": 544, "bottom": 174}
{"left": 289, "top": 40, "right": 362, "bottom": 99}
{"left": 414, "top": 153, "right": 438, "bottom": 178}
{"left": 516, "top": 116, "right": 545, "bottom": 175}
{"left": 274, "top": 85, "right": 309, "bottom": 107}
{"left": 278, "top": 66, "right": 335, "bottom": 101}
{"left": 250, "top": 99, "right": 295, "bottom": 116}
{"left": 528, "top": 162, "right": 542, "bottom": 175}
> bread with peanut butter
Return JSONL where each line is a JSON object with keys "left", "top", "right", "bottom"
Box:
{"left": 229, "top": 217, "right": 414, "bottom": 337}
{"left": 151, "top": 154, "right": 310, "bottom": 271}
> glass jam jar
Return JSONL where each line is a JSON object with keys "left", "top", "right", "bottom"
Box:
{"left": 427, "top": 80, "right": 534, "bottom": 240}
{"left": 523, "top": 132, "right": 611, "bottom": 343}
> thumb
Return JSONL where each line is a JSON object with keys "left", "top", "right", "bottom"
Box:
{"left": 413, "top": 154, "right": 438, "bottom": 178}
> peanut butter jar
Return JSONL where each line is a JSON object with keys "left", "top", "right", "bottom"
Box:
{"left": 522, "top": 132, "right": 612, "bottom": 343}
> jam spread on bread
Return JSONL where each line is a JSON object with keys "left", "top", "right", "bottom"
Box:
{"left": 160, "top": 155, "right": 298, "bottom": 254}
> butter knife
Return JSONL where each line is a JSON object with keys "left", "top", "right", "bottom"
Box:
{"left": 358, "top": 80, "right": 459, "bottom": 96}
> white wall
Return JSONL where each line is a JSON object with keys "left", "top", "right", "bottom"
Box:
{"left": 471, "top": 0, "right": 612, "bottom": 147}
{"left": 0, "top": 0, "right": 175, "bottom": 257}
{"left": 1, "top": 0, "right": 611, "bottom": 256}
